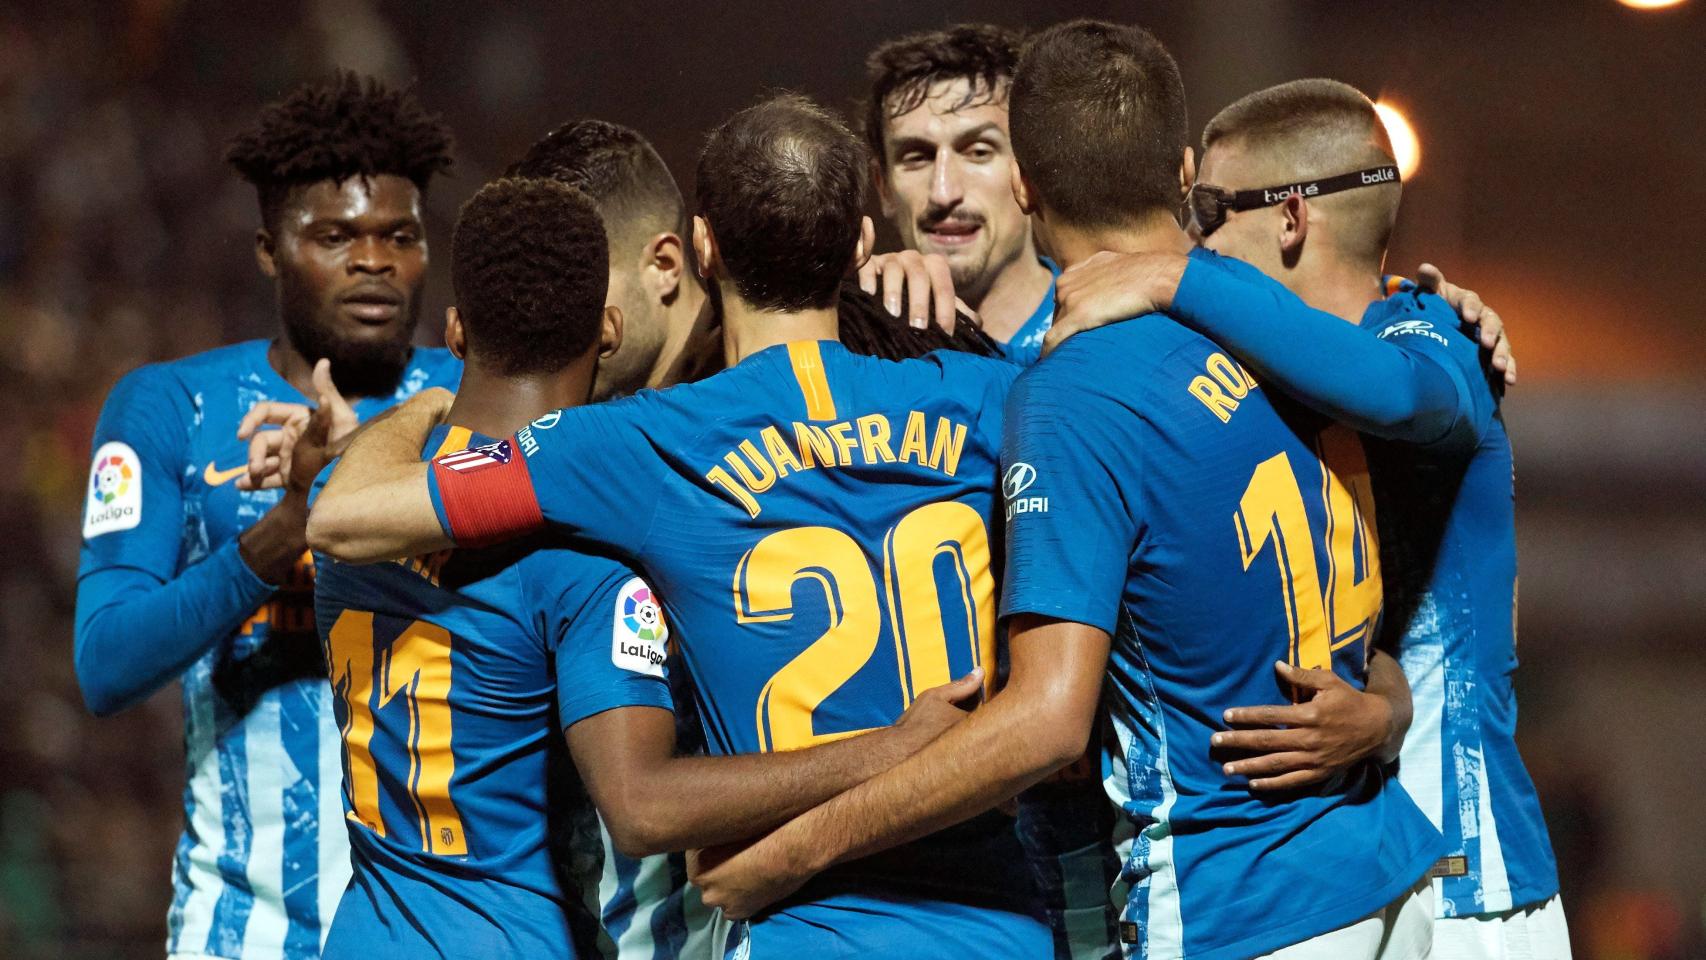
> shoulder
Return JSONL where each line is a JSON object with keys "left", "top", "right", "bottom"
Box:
{"left": 517, "top": 542, "right": 639, "bottom": 622}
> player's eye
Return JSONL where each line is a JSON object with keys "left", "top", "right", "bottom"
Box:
{"left": 897, "top": 150, "right": 932, "bottom": 169}
{"left": 392, "top": 231, "right": 420, "bottom": 247}
{"left": 964, "top": 144, "right": 998, "bottom": 162}
{"left": 319, "top": 230, "right": 349, "bottom": 247}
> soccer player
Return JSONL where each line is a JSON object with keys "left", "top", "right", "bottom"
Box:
{"left": 508, "top": 118, "right": 997, "bottom": 396}
{"left": 72, "top": 73, "right": 461, "bottom": 958}
{"left": 1048, "top": 79, "right": 1568, "bottom": 958}
{"left": 307, "top": 93, "right": 1053, "bottom": 959}
{"left": 858, "top": 24, "right": 1060, "bottom": 359}
{"left": 310, "top": 176, "right": 978, "bottom": 959}
{"left": 690, "top": 21, "right": 1449, "bottom": 960}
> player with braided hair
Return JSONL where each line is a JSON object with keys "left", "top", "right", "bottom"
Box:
{"left": 73, "top": 71, "right": 461, "bottom": 960}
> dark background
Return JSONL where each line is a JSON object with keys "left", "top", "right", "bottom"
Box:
{"left": 2, "top": 1, "right": 1702, "bottom": 957}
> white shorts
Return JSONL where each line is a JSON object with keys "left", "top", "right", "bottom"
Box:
{"left": 1257, "top": 879, "right": 1434, "bottom": 960}
{"left": 1434, "top": 895, "right": 1572, "bottom": 960}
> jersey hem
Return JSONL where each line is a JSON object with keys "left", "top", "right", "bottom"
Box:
{"left": 1166, "top": 841, "right": 1439, "bottom": 960}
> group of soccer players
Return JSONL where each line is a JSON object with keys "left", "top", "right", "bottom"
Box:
{"left": 74, "top": 16, "right": 1566, "bottom": 960}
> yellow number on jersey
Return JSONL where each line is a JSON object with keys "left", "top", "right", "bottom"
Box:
{"left": 1233, "top": 425, "right": 1381, "bottom": 676}
{"left": 736, "top": 502, "right": 996, "bottom": 752}
{"left": 327, "top": 611, "right": 468, "bottom": 854}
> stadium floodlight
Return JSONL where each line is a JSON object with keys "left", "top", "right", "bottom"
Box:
{"left": 1374, "top": 102, "right": 1421, "bottom": 180}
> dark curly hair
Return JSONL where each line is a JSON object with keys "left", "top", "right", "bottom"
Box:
{"left": 225, "top": 71, "right": 454, "bottom": 230}
{"left": 862, "top": 24, "right": 1023, "bottom": 166}
{"left": 696, "top": 93, "right": 867, "bottom": 312}
{"left": 506, "top": 119, "right": 687, "bottom": 249}
{"left": 451, "top": 178, "right": 609, "bottom": 377}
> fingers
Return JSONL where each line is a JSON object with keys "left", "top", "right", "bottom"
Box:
{"left": 857, "top": 257, "right": 881, "bottom": 296}
{"left": 924, "top": 255, "right": 956, "bottom": 333}
{"left": 1222, "top": 702, "right": 1307, "bottom": 727}
{"left": 1211, "top": 727, "right": 1309, "bottom": 754}
{"left": 236, "top": 401, "right": 311, "bottom": 440}
{"left": 936, "top": 668, "right": 985, "bottom": 706}
{"left": 1273, "top": 659, "right": 1341, "bottom": 692}
{"left": 953, "top": 297, "right": 981, "bottom": 329}
{"left": 1415, "top": 263, "right": 1444, "bottom": 293}
{"left": 880, "top": 257, "right": 906, "bottom": 318}
{"left": 904, "top": 256, "right": 932, "bottom": 331}
{"left": 1220, "top": 750, "right": 1315, "bottom": 780}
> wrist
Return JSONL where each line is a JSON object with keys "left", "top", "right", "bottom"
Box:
{"left": 1149, "top": 254, "right": 1189, "bottom": 311}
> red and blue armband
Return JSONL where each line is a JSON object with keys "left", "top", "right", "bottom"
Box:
{"left": 427, "top": 438, "right": 544, "bottom": 547}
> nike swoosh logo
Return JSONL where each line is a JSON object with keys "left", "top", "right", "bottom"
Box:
{"left": 204, "top": 462, "right": 248, "bottom": 486}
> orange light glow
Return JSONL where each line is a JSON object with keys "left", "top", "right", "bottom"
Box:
{"left": 1374, "top": 102, "right": 1421, "bottom": 180}
{"left": 1617, "top": 0, "right": 1686, "bottom": 9}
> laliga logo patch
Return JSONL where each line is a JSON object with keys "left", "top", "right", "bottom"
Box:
{"left": 84, "top": 441, "right": 142, "bottom": 538}
{"left": 612, "top": 577, "right": 667, "bottom": 677}
{"left": 1003, "top": 461, "right": 1049, "bottom": 519}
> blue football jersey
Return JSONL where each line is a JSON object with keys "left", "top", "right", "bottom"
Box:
{"left": 995, "top": 258, "right": 1062, "bottom": 367}
{"left": 1362, "top": 295, "right": 1560, "bottom": 917}
{"left": 313, "top": 424, "right": 693, "bottom": 959}
{"left": 1001, "top": 250, "right": 1444, "bottom": 960}
{"left": 426, "top": 341, "right": 1051, "bottom": 959}
{"left": 76, "top": 339, "right": 460, "bottom": 959}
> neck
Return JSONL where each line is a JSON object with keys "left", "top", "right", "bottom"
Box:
{"left": 1282, "top": 255, "right": 1386, "bottom": 325}
{"left": 444, "top": 355, "right": 596, "bottom": 439}
{"left": 1044, "top": 209, "right": 1194, "bottom": 269}
{"left": 268, "top": 339, "right": 323, "bottom": 399}
{"left": 719, "top": 289, "right": 840, "bottom": 367}
{"left": 647, "top": 278, "right": 710, "bottom": 389}
{"left": 970, "top": 238, "right": 1056, "bottom": 343}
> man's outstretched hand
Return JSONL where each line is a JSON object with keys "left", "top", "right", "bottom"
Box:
{"left": 236, "top": 359, "right": 359, "bottom": 492}
{"left": 1211, "top": 660, "right": 1395, "bottom": 792}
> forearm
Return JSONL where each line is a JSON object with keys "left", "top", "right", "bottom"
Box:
{"left": 237, "top": 493, "right": 309, "bottom": 584}
{"left": 1168, "top": 262, "right": 1462, "bottom": 442}
{"left": 1365, "top": 650, "right": 1412, "bottom": 763}
{"left": 74, "top": 541, "right": 274, "bottom": 715}
{"left": 616, "top": 726, "right": 926, "bottom": 855}
{"left": 780, "top": 690, "right": 1082, "bottom": 876}
{"left": 307, "top": 399, "right": 447, "bottom": 562}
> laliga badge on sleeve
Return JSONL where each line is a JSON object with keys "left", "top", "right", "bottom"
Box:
{"left": 84, "top": 441, "right": 143, "bottom": 538}
{"left": 611, "top": 577, "right": 668, "bottom": 677}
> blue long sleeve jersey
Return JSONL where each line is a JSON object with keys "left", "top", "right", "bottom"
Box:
{"left": 1168, "top": 257, "right": 1558, "bottom": 916}
{"left": 73, "top": 339, "right": 461, "bottom": 959}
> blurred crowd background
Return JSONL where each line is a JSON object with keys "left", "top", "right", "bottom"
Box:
{"left": 1, "top": 1, "right": 1702, "bottom": 958}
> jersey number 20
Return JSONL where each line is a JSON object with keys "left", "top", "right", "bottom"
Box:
{"left": 735, "top": 501, "right": 995, "bottom": 752}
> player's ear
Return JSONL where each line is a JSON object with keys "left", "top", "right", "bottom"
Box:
{"left": 1279, "top": 194, "right": 1308, "bottom": 264}
{"left": 599, "top": 304, "right": 624, "bottom": 360}
{"left": 646, "top": 231, "right": 685, "bottom": 302}
{"left": 851, "top": 216, "right": 876, "bottom": 271}
{"left": 254, "top": 228, "right": 278, "bottom": 279}
{"left": 444, "top": 307, "right": 467, "bottom": 360}
{"left": 691, "top": 216, "right": 718, "bottom": 280}
{"left": 1010, "top": 159, "right": 1038, "bottom": 216}
{"left": 1178, "top": 146, "right": 1197, "bottom": 203}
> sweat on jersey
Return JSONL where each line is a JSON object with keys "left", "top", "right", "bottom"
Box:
{"left": 311, "top": 423, "right": 706, "bottom": 959}
{"left": 74, "top": 340, "right": 460, "bottom": 960}
{"left": 422, "top": 340, "right": 1050, "bottom": 959}
{"left": 1000, "top": 249, "right": 1445, "bottom": 960}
